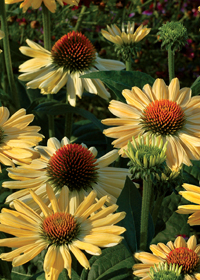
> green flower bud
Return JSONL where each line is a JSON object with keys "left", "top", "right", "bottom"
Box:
{"left": 125, "top": 134, "right": 167, "bottom": 181}
{"left": 155, "top": 165, "right": 183, "bottom": 193}
{"left": 149, "top": 262, "right": 183, "bottom": 280}
{"left": 157, "top": 21, "right": 188, "bottom": 53}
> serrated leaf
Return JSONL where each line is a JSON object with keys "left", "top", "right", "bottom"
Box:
{"left": 80, "top": 244, "right": 134, "bottom": 280}
{"left": 80, "top": 70, "right": 155, "bottom": 102}
{"left": 116, "top": 177, "right": 154, "bottom": 253}
{"left": 152, "top": 192, "right": 190, "bottom": 244}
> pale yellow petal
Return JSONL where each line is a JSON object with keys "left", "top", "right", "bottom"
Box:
{"left": 174, "top": 236, "right": 187, "bottom": 248}
{"left": 68, "top": 243, "right": 90, "bottom": 269}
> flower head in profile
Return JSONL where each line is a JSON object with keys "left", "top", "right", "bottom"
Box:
{"left": 18, "top": 32, "right": 125, "bottom": 106}
{"left": 177, "top": 183, "right": 200, "bottom": 226}
{"left": 5, "top": 0, "right": 80, "bottom": 13}
{"left": 0, "top": 30, "right": 5, "bottom": 53}
{"left": 101, "top": 22, "right": 151, "bottom": 60}
{"left": 0, "top": 106, "right": 43, "bottom": 171}
{"left": 3, "top": 136, "right": 130, "bottom": 211}
{"left": 102, "top": 78, "right": 200, "bottom": 170}
{"left": 0, "top": 185, "right": 126, "bottom": 280}
{"left": 133, "top": 235, "right": 200, "bottom": 280}
{"left": 101, "top": 22, "right": 151, "bottom": 46}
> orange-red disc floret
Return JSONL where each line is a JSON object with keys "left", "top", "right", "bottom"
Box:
{"left": 46, "top": 143, "right": 99, "bottom": 192}
{"left": 166, "top": 247, "right": 199, "bottom": 274}
{"left": 51, "top": 31, "right": 96, "bottom": 72}
{"left": 42, "top": 212, "right": 79, "bottom": 245}
{"left": 141, "top": 99, "right": 185, "bottom": 136}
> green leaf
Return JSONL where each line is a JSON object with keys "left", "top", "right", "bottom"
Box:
{"left": 11, "top": 271, "right": 35, "bottom": 280}
{"left": 152, "top": 191, "right": 190, "bottom": 244}
{"left": 191, "top": 82, "right": 200, "bottom": 96}
{"left": 11, "top": 269, "right": 80, "bottom": 280}
{"left": 80, "top": 70, "right": 155, "bottom": 102}
{"left": 183, "top": 160, "right": 200, "bottom": 183}
{"left": 35, "top": 102, "right": 105, "bottom": 132}
{"left": 80, "top": 244, "right": 134, "bottom": 280}
{"left": 191, "top": 76, "right": 200, "bottom": 96}
{"left": 116, "top": 177, "right": 154, "bottom": 253}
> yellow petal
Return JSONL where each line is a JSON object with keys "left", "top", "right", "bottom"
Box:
{"left": 68, "top": 243, "right": 90, "bottom": 269}
{"left": 74, "top": 190, "right": 96, "bottom": 217}
{"left": 60, "top": 245, "right": 72, "bottom": 278}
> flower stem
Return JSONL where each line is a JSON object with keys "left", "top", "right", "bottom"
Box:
{"left": 42, "top": 3, "right": 55, "bottom": 138}
{"left": 125, "top": 53, "right": 132, "bottom": 71}
{"left": 64, "top": 90, "right": 73, "bottom": 139}
{"left": 74, "top": 5, "right": 87, "bottom": 32}
{"left": 0, "top": 0, "right": 20, "bottom": 110}
{"left": 168, "top": 46, "right": 175, "bottom": 83}
{"left": 151, "top": 193, "right": 165, "bottom": 226}
{"left": 140, "top": 177, "right": 152, "bottom": 251}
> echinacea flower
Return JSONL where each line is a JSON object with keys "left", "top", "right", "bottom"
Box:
{"left": 133, "top": 235, "right": 200, "bottom": 280}
{"left": 18, "top": 32, "right": 125, "bottom": 106}
{"left": 101, "top": 22, "right": 151, "bottom": 46}
{"left": 0, "top": 185, "right": 126, "bottom": 280}
{"left": 0, "top": 30, "right": 5, "bottom": 53}
{"left": 3, "top": 136, "right": 130, "bottom": 211}
{"left": 0, "top": 106, "right": 43, "bottom": 171}
{"left": 177, "top": 183, "right": 200, "bottom": 226}
{"left": 5, "top": 0, "right": 80, "bottom": 13}
{"left": 102, "top": 78, "right": 200, "bottom": 170}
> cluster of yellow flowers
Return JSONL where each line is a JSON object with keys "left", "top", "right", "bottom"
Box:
{"left": 1, "top": 1, "right": 200, "bottom": 280}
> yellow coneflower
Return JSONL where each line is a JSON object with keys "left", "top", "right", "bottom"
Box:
{"left": 133, "top": 235, "right": 200, "bottom": 280}
{"left": 102, "top": 78, "right": 200, "bottom": 170}
{"left": 3, "top": 136, "right": 130, "bottom": 211}
{"left": 0, "top": 185, "right": 126, "bottom": 279}
{"left": 18, "top": 32, "right": 125, "bottom": 106}
{"left": 0, "top": 106, "right": 43, "bottom": 171}
{"left": 101, "top": 22, "right": 151, "bottom": 46}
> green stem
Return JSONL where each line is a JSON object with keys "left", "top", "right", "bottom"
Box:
{"left": 168, "top": 46, "right": 175, "bottom": 83}
{"left": 64, "top": 89, "right": 73, "bottom": 139}
{"left": 20, "top": 26, "right": 25, "bottom": 45}
{"left": 42, "top": 3, "right": 55, "bottom": 138}
{"left": 151, "top": 193, "right": 165, "bottom": 226}
{"left": 140, "top": 177, "right": 153, "bottom": 251}
{"left": 64, "top": 112, "right": 73, "bottom": 139}
{"left": 125, "top": 53, "right": 132, "bottom": 71}
{"left": 0, "top": 42, "right": 8, "bottom": 94}
{"left": 74, "top": 5, "right": 87, "bottom": 32}
{"left": 0, "top": 0, "right": 20, "bottom": 110}
{"left": 42, "top": 4, "right": 51, "bottom": 51}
